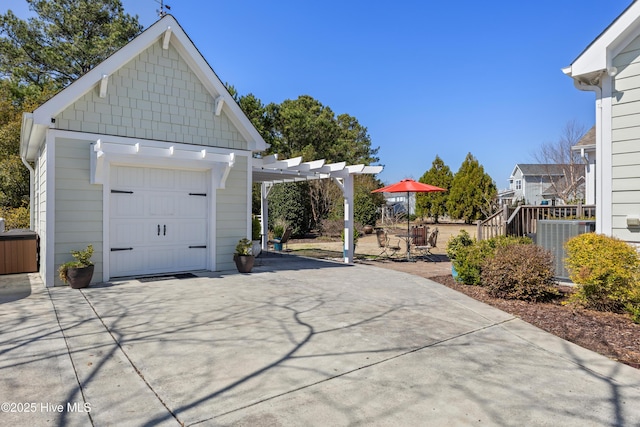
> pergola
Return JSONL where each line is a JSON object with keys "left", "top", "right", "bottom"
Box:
{"left": 252, "top": 154, "right": 383, "bottom": 263}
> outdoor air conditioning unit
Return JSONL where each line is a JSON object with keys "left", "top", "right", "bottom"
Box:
{"left": 536, "top": 220, "right": 595, "bottom": 280}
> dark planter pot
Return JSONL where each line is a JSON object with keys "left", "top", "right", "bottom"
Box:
{"left": 363, "top": 225, "right": 374, "bottom": 234}
{"left": 233, "top": 254, "right": 255, "bottom": 273}
{"left": 274, "top": 242, "right": 283, "bottom": 251}
{"left": 66, "top": 265, "right": 94, "bottom": 289}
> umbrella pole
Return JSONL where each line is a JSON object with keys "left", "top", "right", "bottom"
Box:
{"left": 406, "top": 191, "right": 410, "bottom": 259}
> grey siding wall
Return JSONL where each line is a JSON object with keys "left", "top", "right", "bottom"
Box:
{"left": 612, "top": 35, "right": 640, "bottom": 243}
{"left": 55, "top": 42, "right": 247, "bottom": 150}
{"left": 54, "top": 137, "right": 103, "bottom": 285}
{"left": 216, "top": 155, "right": 249, "bottom": 271}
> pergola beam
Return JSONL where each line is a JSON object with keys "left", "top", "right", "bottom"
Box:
{"left": 252, "top": 155, "right": 383, "bottom": 264}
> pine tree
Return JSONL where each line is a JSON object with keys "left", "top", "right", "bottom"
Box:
{"left": 447, "top": 153, "right": 496, "bottom": 224}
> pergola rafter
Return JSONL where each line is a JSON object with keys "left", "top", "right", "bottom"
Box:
{"left": 252, "top": 154, "right": 383, "bottom": 263}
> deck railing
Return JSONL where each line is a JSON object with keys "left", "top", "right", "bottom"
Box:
{"left": 477, "top": 203, "right": 596, "bottom": 240}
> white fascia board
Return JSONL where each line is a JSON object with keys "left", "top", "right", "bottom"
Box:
{"left": 568, "top": 2, "right": 640, "bottom": 78}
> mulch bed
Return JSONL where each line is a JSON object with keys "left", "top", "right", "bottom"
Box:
{"left": 430, "top": 275, "right": 640, "bottom": 370}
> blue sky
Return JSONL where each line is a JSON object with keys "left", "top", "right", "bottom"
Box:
{"left": 2, "top": 0, "right": 634, "bottom": 189}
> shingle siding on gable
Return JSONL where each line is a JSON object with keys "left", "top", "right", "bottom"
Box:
{"left": 612, "top": 34, "right": 640, "bottom": 242}
{"left": 55, "top": 42, "right": 246, "bottom": 150}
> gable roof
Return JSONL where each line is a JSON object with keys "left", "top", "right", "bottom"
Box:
{"left": 511, "top": 164, "right": 567, "bottom": 178}
{"left": 573, "top": 126, "right": 596, "bottom": 149}
{"left": 563, "top": 2, "right": 640, "bottom": 83}
{"left": 21, "top": 14, "right": 267, "bottom": 160}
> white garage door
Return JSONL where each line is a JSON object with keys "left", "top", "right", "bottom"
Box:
{"left": 110, "top": 166, "right": 208, "bottom": 278}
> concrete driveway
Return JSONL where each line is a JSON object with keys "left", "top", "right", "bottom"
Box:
{"left": 2, "top": 255, "right": 640, "bottom": 426}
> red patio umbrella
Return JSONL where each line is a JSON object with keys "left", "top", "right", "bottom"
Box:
{"left": 372, "top": 179, "right": 446, "bottom": 259}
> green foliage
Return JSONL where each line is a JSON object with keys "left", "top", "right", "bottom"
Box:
{"left": 445, "top": 229, "right": 473, "bottom": 260}
{"left": 482, "top": 244, "right": 559, "bottom": 301}
{"left": 350, "top": 174, "right": 384, "bottom": 227}
{"left": 57, "top": 244, "right": 94, "bottom": 283}
{"left": 251, "top": 216, "right": 261, "bottom": 240}
{"left": 234, "top": 238, "right": 253, "bottom": 256}
{"left": 268, "top": 182, "right": 308, "bottom": 236}
{"left": 0, "top": 0, "right": 142, "bottom": 87}
{"left": 565, "top": 233, "right": 640, "bottom": 314}
{"left": 262, "top": 95, "right": 379, "bottom": 165}
{"left": 447, "top": 153, "right": 497, "bottom": 224}
{"left": 451, "top": 234, "right": 533, "bottom": 286}
{"left": 416, "top": 156, "right": 453, "bottom": 222}
{"left": 0, "top": 156, "right": 29, "bottom": 208}
{"left": 452, "top": 239, "right": 494, "bottom": 285}
{"left": 0, "top": 205, "right": 30, "bottom": 229}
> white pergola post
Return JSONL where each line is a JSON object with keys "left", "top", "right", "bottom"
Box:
{"left": 334, "top": 175, "right": 354, "bottom": 264}
{"left": 260, "top": 182, "right": 271, "bottom": 250}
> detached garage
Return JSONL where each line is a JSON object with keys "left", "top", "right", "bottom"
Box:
{"left": 20, "top": 15, "right": 266, "bottom": 287}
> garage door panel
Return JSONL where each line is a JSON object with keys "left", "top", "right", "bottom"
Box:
{"left": 177, "top": 170, "right": 207, "bottom": 192}
{"left": 111, "top": 220, "right": 147, "bottom": 247}
{"left": 177, "top": 196, "right": 207, "bottom": 217}
{"left": 147, "top": 168, "right": 176, "bottom": 190}
{"left": 172, "top": 220, "right": 207, "bottom": 243}
{"left": 109, "top": 166, "right": 208, "bottom": 278}
{"left": 111, "top": 194, "right": 145, "bottom": 217}
{"left": 112, "top": 166, "right": 145, "bottom": 189}
{"left": 110, "top": 249, "right": 145, "bottom": 277}
{"left": 148, "top": 194, "right": 176, "bottom": 216}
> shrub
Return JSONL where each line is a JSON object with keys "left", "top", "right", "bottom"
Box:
{"left": 565, "top": 233, "right": 640, "bottom": 313}
{"left": 482, "top": 244, "right": 559, "bottom": 301}
{"left": 446, "top": 230, "right": 473, "bottom": 260}
{"left": 0, "top": 206, "right": 30, "bottom": 229}
{"left": 451, "top": 234, "right": 533, "bottom": 286}
{"left": 252, "top": 216, "right": 262, "bottom": 240}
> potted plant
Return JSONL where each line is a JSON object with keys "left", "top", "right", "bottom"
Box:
{"left": 271, "top": 220, "right": 286, "bottom": 251}
{"left": 58, "top": 244, "right": 94, "bottom": 288}
{"left": 233, "top": 238, "right": 255, "bottom": 273}
{"left": 446, "top": 230, "right": 473, "bottom": 282}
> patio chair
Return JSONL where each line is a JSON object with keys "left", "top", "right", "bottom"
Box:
{"left": 375, "top": 229, "right": 401, "bottom": 258}
{"left": 268, "top": 227, "right": 292, "bottom": 253}
{"left": 415, "top": 227, "right": 438, "bottom": 260}
{"left": 411, "top": 225, "right": 429, "bottom": 247}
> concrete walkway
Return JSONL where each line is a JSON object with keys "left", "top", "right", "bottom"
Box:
{"left": 1, "top": 255, "right": 639, "bottom": 426}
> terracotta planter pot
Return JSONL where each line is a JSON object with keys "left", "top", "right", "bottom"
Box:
{"left": 233, "top": 254, "right": 255, "bottom": 273}
{"left": 66, "top": 265, "right": 94, "bottom": 289}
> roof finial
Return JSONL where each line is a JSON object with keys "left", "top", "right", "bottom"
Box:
{"left": 155, "top": 0, "right": 171, "bottom": 17}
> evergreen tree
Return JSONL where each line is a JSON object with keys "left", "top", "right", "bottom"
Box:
{"left": 415, "top": 155, "right": 453, "bottom": 223}
{"left": 0, "top": 0, "right": 142, "bottom": 88}
{"left": 447, "top": 153, "right": 496, "bottom": 224}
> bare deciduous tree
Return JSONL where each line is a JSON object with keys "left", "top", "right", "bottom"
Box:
{"left": 533, "top": 120, "right": 587, "bottom": 203}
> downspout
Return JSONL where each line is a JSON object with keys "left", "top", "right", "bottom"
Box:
{"left": 20, "top": 113, "right": 35, "bottom": 230}
{"left": 20, "top": 157, "right": 35, "bottom": 230}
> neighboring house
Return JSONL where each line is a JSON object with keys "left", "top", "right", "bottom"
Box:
{"left": 20, "top": 15, "right": 268, "bottom": 287}
{"left": 497, "top": 164, "right": 585, "bottom": 207}
{"left": 563, "top": 1, "right": 640, "bottom": 244}
{"left": 571, "top": 126, "right": 596, "bottom": 205}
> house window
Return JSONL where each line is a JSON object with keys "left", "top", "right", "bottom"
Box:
{"left": 515, "top": 180, "right": 522, "bottom": 190}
